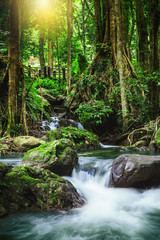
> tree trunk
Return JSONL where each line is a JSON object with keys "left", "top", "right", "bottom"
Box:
{"left": 94, "top": 0, "right": 103, "bottom": 52}
{"left": 115, "top": 0, "right": 128, "bottom": 124}
{"left": 135, "top": 0, "right": 149, "bottom": 68}
{"left": 56, "top": 36, "right": 61, "bottom": 86}
{"left": 67, "top": 0, "right": 73, "bottom": 94}
{"left": 149, "top": 0, "right": 159, "bottom": 71}
{"left": 7, "top": 0, "right": 21, "bottom": 135}
{"left": 20, "top": 70, "right": 28, "bottom": 135}
{"left": 81, "top": 0, "right": 86, "bottom": 55}
{"left": 48, "top": 29, "right": 53, "bottom": 68}
{"left": 39, "top": 28, "right": 45, "bottom": 69}
{"left": 89, "top": 0, "right": 137, "bottom": 126}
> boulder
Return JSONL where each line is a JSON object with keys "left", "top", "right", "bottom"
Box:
{"left": 0, "top": 162, "right": 12, "bottom": 217}
{"left": 46, "top": 126, "right": 100, "bottom": 151}
{"left": 22, "top": 138, "right": 78, "bottom": 176}
{"left": 58, "top": 119, "right": 84, "bottom": 129}
{"left": 0, "top": 165, "right": 84, "bottom": 217}
{"left": 13, "top": 136, "right": 46, "bottom": 151}
{"left": 109, "top": 154, "right": 160, "bottom": 189}
{"left": 37, "top": 89, "right": 65, "bottom": 105}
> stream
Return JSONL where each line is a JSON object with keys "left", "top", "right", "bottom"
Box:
{"left": 1, "top": 147, "right": 160, "bottom": 240}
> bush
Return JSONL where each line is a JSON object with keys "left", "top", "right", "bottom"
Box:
{"left": 75, "top": 100, "right": 113, "bottom": 127}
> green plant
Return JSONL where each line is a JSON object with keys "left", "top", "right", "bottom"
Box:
{"left": 75, "top": 100, "right": 113, "bottom": 126}
{"left": 26, "top": 86, "right": 50, "bottom": 121}
{"left": 33, "top": 77, "right": 66, "bottom": 96}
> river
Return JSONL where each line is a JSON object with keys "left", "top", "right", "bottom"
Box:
{"left": 0, "top": 147, "right": 160, "bottom": 240}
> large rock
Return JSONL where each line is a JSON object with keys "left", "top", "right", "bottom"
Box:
{"left": 109, "top": 154, "right": 160, "bottom": 189}
{"left": 46, "top": 126, "right": 100, "bottom": 151}
{"left": 22, "top": 138, "right": 78, "bottom": 176}
{"left": 37, "top": 88, "right": 65, "bottom": 105}
{"left": 0, "top": 162, "right": 12, "bottom": 217}
{"left": 13, "top": 136, "right": 46, "bottom": 151}
{"left": 0, "top": 164, "right": 84, "bottom": 217}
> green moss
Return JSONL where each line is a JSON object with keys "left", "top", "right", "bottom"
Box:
{"left": 23, "top": 139, "right": 76, "bottom": 163}
{"left": 46, "top": 126, "right": 100, "bottom": 150}
{"left": 5, "top": 165, "right": 40, "bottom": 190}
{"left": 155, "top": 128, "right": 160, "bottom": 146}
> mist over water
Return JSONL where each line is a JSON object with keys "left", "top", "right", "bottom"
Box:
{"left": 1, "top": 148, "right": 160, "bottom": 240}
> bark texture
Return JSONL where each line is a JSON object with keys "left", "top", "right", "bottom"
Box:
{"left": 135, "top": 0, "right": 149, "bottom": 68}
{"left": 39, "top": 28, "right": 45, "bottom": 69}
{"left": 7, "top": 0, "right": 21, "bottom": 135}
{"left": 149, "top": 0, "right": 159, "bottom": 71}
{"left": 67, "top": 0, "right": 73, "bottom": 93}
{"left": 48, "top": 29, "right": 53, "bottom": 68}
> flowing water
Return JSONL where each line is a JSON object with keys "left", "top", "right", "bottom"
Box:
{"left": 1, "top": 148, "right": 160, "bottom": 240}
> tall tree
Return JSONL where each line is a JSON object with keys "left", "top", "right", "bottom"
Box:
{"left": 149, "top": 0, "right": 159, "bottom": 71}
{"left": 7, "top": 0, "right": 21, "bottom": 135}
{"left": 39, "top": 27, "right": 45, "bottom": 69}
{"left": 94, "top": 0, "right": 103, "bottom": 52}
{"left": 90, "top": 0, "right": 137, "bottom": 125}
{"left": 67, "top": 0, "right": 73, "bottom": 93}
{"left": 135, "top": 0, "right": 149, "bottom": 68}
{"left": 48, "top": 28, "right": 53, "bottom": 68}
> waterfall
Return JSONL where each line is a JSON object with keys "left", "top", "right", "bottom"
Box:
{"left": 41, "top": 117, "right": 84, "bottom": 131}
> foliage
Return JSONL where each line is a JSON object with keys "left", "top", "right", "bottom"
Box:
{"left": 46, "top": 126, "right": 100, "bottom": 150}
{"left": 26, "top": 85, "right": 50, "bottom": 121}
{"left": 75, "top": 100, "right": 113, "bottom": 126}
{"left": 33, "top": 77, "right": 66, "bottom": 96}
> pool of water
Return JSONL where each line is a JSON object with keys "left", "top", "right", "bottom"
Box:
{"left": 0, "top": 155, "right": 22, "bottom": 166}
{"left": 0, "top": 148, "right": 160, "bottom": 240}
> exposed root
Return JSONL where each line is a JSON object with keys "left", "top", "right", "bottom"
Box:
{"left": 128, "top": 117, "right": 160, "bottom": 146}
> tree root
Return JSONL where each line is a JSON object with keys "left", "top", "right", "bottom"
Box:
{"left": 128, "top": 117, "right": 160, "bottom": 146}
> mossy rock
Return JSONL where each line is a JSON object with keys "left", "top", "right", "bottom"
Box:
{"left": 0, "top": 162, "right": 12, "bottom": 179}
{"left": 155, "top": 128, "right": 160, "bottom": 149}
{"left": 22, "top": 138, "right": 78, "bottom": 176}
{"left": 0, "top": 163, "right": 12, "bottom": 217}
{"left": 13, "top": 136, "right": 46, "bottom": 152}
{"left": 0, "top": 165, "right": 84, "bottom": 217}
{"left": 46, "top": 126, "right": 100, "bottom": 151}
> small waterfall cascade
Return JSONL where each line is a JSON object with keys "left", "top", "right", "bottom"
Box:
{"left": 1, "top": 148, "right": 160, "bottom": 239}
{"left": 100, "top": 142, "right": 118, "bottom": 148}
{"left": 41, "top": 116, "right": 84, "bottom": 131}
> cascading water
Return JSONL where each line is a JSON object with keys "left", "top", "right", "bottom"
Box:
{"left": 41, "top": 117, "right": 84, "bottom": 131}
{"left": 42, "top": 117, "right": 59, "bottom": 131}
{"left": 1, "top": 148, "right": 160, "bottom": 240}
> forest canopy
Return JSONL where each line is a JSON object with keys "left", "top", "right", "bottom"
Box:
{"left": 0, "top": 0, "right": 159, "bottom": 139}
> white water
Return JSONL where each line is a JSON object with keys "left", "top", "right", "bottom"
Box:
{"left": 1, "top": 149, "right": 160, "bottom": 240}
{"left": 42, "top": 117, "right": 59, "bottom": 131}
{"left": 100, "top": 142, "right": 118, "bottom": 148}
{"left": 0, "top": 156, "right": 22, "bottom": 166}
{"left": 42, "top": 117, "right": 84, "bottom": 131}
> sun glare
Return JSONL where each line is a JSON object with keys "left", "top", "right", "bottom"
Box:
{"left": 39, "top": 0, "right": 49, "bottom": 8}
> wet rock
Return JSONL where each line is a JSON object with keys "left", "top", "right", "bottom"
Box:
{"left": 109, "top": 154, "right": 160, "bottom": 189}
{"left": 0, "top": 165, "right": 84, "bottom": 217}
{"left": 13, "top": 136, "right": 46, "bottom": 152}
{"left": 0, "top": 163, "right": 12, "bottom": 217}
{"left": 46, "top": 127, "right": 100, "bottom": 151}
{"left": 22, "top": 138, "right": 78, "bottom": 176}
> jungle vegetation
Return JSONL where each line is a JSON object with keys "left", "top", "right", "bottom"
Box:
{"left": 0, "top": 0, "right": 159, "bottom": 138}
